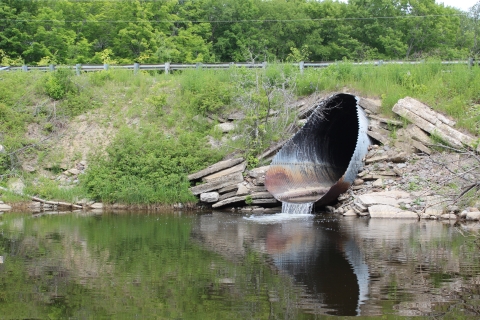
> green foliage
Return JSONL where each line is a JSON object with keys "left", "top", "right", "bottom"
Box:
{"left": 0, "top": 0, "right": 474, "bottom": 65}
{"left": 180, "top": 69, "right": 233, "bottom": 115}
{"left": 81, "top": 125, "right": 223, "bottom": 204}
{"left": 23, "top": 177, "right": 87, "bottom": 203}
{"left": 43, "top": 69, "right": 77, "bottom": 100}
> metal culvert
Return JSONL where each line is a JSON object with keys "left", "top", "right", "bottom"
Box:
{"left": 265, "top": 93, "right": 370, "bottom": 206}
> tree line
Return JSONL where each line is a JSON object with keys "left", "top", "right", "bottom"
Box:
{"left": 1, "top": 0, "right": 479, "bottom": 66}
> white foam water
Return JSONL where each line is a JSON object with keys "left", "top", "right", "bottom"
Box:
{"left": 243, "top": 202, "right": 314, "bottom": 223}
{"left": 243, "top": 212, "right": 313, "bottom": 223}
{"left": 281, "top": 202, "right": 314, "bottom": 215}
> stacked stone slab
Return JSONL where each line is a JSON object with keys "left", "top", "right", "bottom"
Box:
{"left": 188, "top": 158, "right": 280, "bottom": 210}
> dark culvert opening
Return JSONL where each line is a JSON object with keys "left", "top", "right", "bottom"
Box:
{"left": 265, "top": 93, "right": 370, "bottom": 206}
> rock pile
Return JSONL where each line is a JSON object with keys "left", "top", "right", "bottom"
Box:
{"left": 190, "top": 94, "right": 479, "bottom": 219}
{"left": 188, "top": 158, "right": 280, "bottom": 212}
{"left": 332, "top": 97, "right": 479, "bottom": 220}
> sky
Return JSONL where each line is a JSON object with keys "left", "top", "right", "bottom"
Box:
{"left": 438, "top": 0, "right": 478, "bottom": 12}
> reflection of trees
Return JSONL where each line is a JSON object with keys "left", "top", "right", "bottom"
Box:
{"left": 0, "top": 213, "right": 313, "bottom": 319}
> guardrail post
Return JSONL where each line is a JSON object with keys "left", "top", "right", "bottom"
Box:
{"left": 195, "top": 62, "right": 201, "bottom": 69}
{"left": 299, "top": 61, "right": 304, "bottom": 74}
{"left": 49, "top": 64, "right": 55, "bottom": 72}
{"left": 134, "top": 62, "right": 140, "bottom": 75}
{"left": 22, "top": 65, "right": 28, "bottom": 72}
{"left": 75, "top": 64, "right": 81, "bottom": 76}
{"left": 469, "top": 57, "right": 474, "bottom": 68}
{"left": 103, "top": 63, "right": 109, "bottom": 71}
{"left": 165, "top": 62, "right": 170, "bottom": 74}
{"left": 262, "top": 61, "right": 267, "bottom": 69}
{"left": 378, "top": 60, "right": 383, "bottom": 66}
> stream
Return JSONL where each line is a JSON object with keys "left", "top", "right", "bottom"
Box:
{"left": 0, "top": 211, "right": 479, "bottom": 318}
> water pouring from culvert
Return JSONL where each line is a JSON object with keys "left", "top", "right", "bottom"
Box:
{"left": 265, "top": 93, "right": 370, "bottom": 214}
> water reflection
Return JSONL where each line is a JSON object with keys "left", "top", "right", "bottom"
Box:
{"left": 0, "top": 211, "right": 479, "bottom": 318}
{"left": 194, "top": 213, "right": 480, "bottom": 317}
{"left": 195, "top": 213, "right": 369, "bottom": 315}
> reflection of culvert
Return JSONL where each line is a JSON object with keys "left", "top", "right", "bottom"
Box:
{"left": 265, "top": 93, "right": 370, "bottom": 206}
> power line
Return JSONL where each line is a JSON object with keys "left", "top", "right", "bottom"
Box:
{"left": 0, "top": 14, "right": 467, "bottom": 24}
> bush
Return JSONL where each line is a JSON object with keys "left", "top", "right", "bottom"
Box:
{"left": 43, "top": 69, "right": 77, "bottom": 100}
{"left": 81, "top": 125, "right": 223, "bottom": 204}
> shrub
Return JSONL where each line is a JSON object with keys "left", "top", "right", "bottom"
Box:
{"left": 43, "top": 69, "right": 77, "bottom": 100}
{"left": 81, "top": 125, "right": 223, "bottom": 204}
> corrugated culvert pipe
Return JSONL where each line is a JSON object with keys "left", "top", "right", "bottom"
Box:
{"left": 265, "top": 93, "right": 370, "bottom": 207}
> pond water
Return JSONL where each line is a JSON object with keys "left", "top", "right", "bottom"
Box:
{"left": 1, "top": 211, "right": 479, "bottom": 318}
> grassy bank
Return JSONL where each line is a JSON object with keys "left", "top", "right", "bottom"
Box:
{"left": 0, "top": 61, "right": 479, "bottom": 205}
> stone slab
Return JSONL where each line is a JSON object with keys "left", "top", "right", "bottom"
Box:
{"left": 0, "top": 203, "right": 12, "bottom": 211}
{"left": 188, "top": 158, "right": 244, "bottom": 181}
{"left": 358, "top": 98, "right": 381, "bottom": 114}
{"left": 219, "top": 191, "right": 238, "bottom": 201}
{"left": 212, "top": 196, "right": 247, "bottom": 208}
{"left": 190, "top": 172, "right": 244, "bottom": 195}
{"left": 368, "top": 205, "right": 418, "bottom": 218}
{"left": 218, "top": 184, "right": 238, "bottom": 194}
{"left": 357, "top": 190, "right": 412, "bottom": 207}
{"left": 251, "top": 198, "right": 279, "bottom": 205}
{"left": 367, "top": 130, "right": 390, "bottom": 145}
{"left": 203, "top": 162, "right": 246, "bottom": 182}
{"left": 393, "top": 97, "right": 475, "bottom": 148}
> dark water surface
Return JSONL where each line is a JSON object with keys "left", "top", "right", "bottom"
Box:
{"left": 1, "top": 211, "right": 480, "bottom": 318}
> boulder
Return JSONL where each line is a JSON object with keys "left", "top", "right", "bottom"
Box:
{"left": 440, "top": 213, "right": 457, "bottom": 220}
{"left": 424, "top": 195, "right": 448, "bottom": 217}
{"left": 368, "top": 205, "right": 418, "bottom": 218}
{"left": 215, "top": 122, "right": 235, "bottom": 133}
{"left": 466, "top": 212, "right": 480, "bottom": 221}
{"left": 200, "top": 192, "right": 219, "bottom": 203}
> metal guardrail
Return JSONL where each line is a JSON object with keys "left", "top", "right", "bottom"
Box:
{"left": 0, "top": 60, "right": 475, "bottom": 75}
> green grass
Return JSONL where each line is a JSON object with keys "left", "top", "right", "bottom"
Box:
{"left": 296, "top": 61, "right": 480, "bottom": 134}
{"left": 1, "top": 61, "right": 479, "bottom": 204}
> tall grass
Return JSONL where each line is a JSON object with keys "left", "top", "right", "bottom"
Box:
{"left": 296, "top": 61, "right": 480, "bottom": 134}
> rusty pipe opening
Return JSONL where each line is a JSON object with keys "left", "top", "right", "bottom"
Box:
{"left": 265, "top": 93, "right": 370, "bottom": 206}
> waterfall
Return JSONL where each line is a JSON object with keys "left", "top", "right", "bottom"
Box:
{"left": 281, "top": 202, "right": 314, "bottom": 214}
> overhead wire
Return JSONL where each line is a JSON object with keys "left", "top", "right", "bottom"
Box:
{"left": 0, "top": 13, "right": 467, "bottom": 24}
